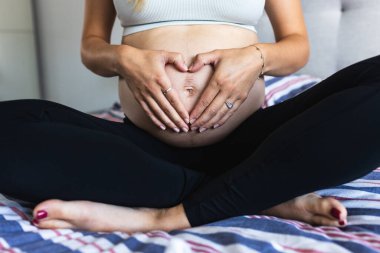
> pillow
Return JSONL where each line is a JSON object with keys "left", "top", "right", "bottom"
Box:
{"left": 92, "top": 74, "right": 322, "bottom": 121}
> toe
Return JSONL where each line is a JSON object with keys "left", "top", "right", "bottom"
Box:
{"left": 33, "top": 199, "right": 74, "bottom": 222}
{"left": 310, "top": 215, "right": 341, "bottom": 227}
{"left": 307, "top": 196, "right": 347, "bottom": 222}
{"left": 33, "top": 199, "right": 62, "bottom": 220}
{"left": 323, "top": 197, "right": 347, "bottom": 222}
{"left": 37, "top": 219, "right": 75, "bottom": 230}
{"left": 33, "top": 199, "right": 94, "bottom": 230}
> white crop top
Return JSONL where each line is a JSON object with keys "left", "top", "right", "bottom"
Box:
{"left": 113, "top": 0, "right": 266, "bottom": 36}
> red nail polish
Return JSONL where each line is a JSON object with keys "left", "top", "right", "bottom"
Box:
{"left": 32, "top": 218, "right": 39, "bottom": 225}
{"left": 36, "top": 210, "right": 48, "bottom": 220}
{"left": 330, "top": 208, "right": 341, "bottom": 220}
{"left": 339, "top": 220, "right": 345, "bottom": 226}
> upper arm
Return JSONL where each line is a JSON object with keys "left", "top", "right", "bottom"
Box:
{"left": 264, "top": 0, "right": 308, "bottom": 41}
{"left": 82, "top": 0, "right": 117, "bottom": 44}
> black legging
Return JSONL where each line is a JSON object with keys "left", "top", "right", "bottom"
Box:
{"left": 0, "top": 56, "right": 379, "bottom": 227}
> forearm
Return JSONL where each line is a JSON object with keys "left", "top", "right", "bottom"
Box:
{"left": 81, "top": 36, "right": 131, "bottom": 77}
{"left": 255, "top": 34, "right": 310, "bottom": 76}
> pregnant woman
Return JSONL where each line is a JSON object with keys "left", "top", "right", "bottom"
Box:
{"left": 0, "top": 0, "right": 379, "bottom": 233}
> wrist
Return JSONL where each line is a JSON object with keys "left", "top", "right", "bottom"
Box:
{"left": 251, "top": 43, "right": 272, "bottom": 75}
{"left": 250, "top": 44, "right": 265, "bottom": 79}
{"left": 114, "top": 44, "right": 137, "bottom": 76}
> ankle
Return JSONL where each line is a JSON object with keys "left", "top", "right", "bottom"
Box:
{"left": 155, "top": 204, "right": 191, "bottom": 231}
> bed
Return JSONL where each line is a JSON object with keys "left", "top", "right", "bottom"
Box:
{"left": 1, "top": 0, "right": 380, "bottom": 252}
{"left": 1, "top": 74, "right": 380, "bottom": 253}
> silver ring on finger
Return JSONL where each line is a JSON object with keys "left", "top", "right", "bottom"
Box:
{"left": 225, "top": 100, "right": 234, "bottom": 110}
{"left": 162, "top": 86, "right": 173, "bottom": 96}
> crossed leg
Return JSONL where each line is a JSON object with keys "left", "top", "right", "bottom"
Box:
{"left": 32, "top": 56, "right": 380, "bottom": 232}
{"left": 32, "top": 194, "right": 347, "bottom": 232}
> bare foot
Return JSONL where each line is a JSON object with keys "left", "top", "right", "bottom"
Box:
{"left": 32, "top": 199, "right": 190, "bottom": 233}
{"left": 262, "top": 193, "right": 347, "bottom": 226}
{"left": 32, "top": 193, "right": 346, "bottom": 232}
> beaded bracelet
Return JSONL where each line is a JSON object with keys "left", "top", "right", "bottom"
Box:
{"left": 252, "top": 44, "right": 265, "bottom": 79}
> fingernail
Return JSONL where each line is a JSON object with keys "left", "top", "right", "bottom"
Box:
{"left": 330, "top": 208, "right": 341, "bottom": 220}
{"left": 174, "top": 127, "right": 180, "bottom": 133}
{"left": 160, "top": 125, "right": 166, "bottom": 130}
{"left": 36, "top": 210, "right": 48, "bottom": 220}
{"left": 339, "top": 220, "right": 345, "bottom": 226}
{"left": 182, "top": 127, "right": 189, "bottom": 133}
{"left": 213, "top": 124, "right": 220, "bottom": 129}
{"left": 191, "top": 127, "right": 198, "bottom": 131}
{"left": 199, "top": 127, "right": 207, "bottom": 133}
{"left": 32, "top": 218, "right": 39, "bottom": 225}
{"left": 188, "top": 64, "right": 193, "bottom": 71}
{"left": 185, "top": 118, "right": 190, "bottom": 124}
{"left": 190, "top": 118, "right": 196, "bottom": 124}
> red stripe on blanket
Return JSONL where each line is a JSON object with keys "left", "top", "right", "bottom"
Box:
{"left": 264, "top": 76, "right": 311, "bottom": 107}
{"left": 146, "top": 232, "right": 220, "bottom": 253}
{"left": 282, "top": 245, "right": 325, "bottom": 253}
{"left": 246, "top": 215, "right": 380, "bottom": 250}
{"left": 63, "top": 233, "right": 104, "bottom": 252}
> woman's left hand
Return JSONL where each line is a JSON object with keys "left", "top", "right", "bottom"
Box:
{"left": 188, "top": 45, "right": 264, "bottom": 132}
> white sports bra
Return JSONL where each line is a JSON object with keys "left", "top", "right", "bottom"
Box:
{"left": 113, "top": 0, "right": 266, "bottom": 36}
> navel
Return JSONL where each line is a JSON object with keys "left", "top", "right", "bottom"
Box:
{"left": 184, "top": 86, "right": 196, "bottom": 96}
{"left": 183, "top": 74, "right": 198, "bottom": 96}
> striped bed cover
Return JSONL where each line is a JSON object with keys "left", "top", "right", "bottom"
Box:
{"left": 2, "top": 75, "right": 380, "bottom": 253}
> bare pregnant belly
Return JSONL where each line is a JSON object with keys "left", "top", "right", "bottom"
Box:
{"left": 118, "top": 25, "right": 265, "bottom": 147}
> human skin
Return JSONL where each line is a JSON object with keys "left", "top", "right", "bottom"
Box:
{"left": 118, "top": 24, "right": 266, "bottom": 147}
{"left": 80, "top": 0, "right": 310, "bottom": 147}
{"left": 31, "top": 0, "right": 348, "bottom": 232}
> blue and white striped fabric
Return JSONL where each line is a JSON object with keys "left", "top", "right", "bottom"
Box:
{"left": 2, "top": 74, "right": 380, "bottom": 253}
{"left": 263, "top": 74, "right": 321, "bottom": 108}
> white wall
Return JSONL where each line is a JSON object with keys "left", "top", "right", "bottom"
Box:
{"left": 0, "top": 0, "right": 40, "bottom": 101}
{"left": 34, "top": 0, "right": 123, "bottom": 112}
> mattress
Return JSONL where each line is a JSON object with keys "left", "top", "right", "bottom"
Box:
{"left": 2, "top": 74, "right": 379, "bottom": 253}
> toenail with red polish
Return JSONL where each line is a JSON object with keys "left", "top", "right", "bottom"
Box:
{"left": 36, "top": 210, "right": 48, "bottom": 220}
{"left": 339, "top": 220, "right": 345, "bottom": 226}
{"left": 330, "top": 208, "right": 341, "bottom": 220}
{"left": 32, "top": 218, "right": 39, "bottom": 225}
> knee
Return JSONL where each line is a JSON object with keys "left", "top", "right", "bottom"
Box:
{"left": 0, "top": 99, "right": 61, "bottom": 121}
{"left": 353, "top": 55, "right": 380, "bottom": 88}
{"left": 368, "top": 54, "right": 380, "bottom": 64}
{"left": 0, "top": 99, "right": 57, "bottom": 109}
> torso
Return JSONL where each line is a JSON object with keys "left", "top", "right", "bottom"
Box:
{"left": 119, "top": 24, "right": 265, "bottom": 148}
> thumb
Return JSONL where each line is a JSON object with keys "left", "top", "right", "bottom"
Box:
{"left": 188, "top": 50, "right": 220, "bottom": 72}
{"left": 164, "top": 52, "right": 188, "bottom": 72}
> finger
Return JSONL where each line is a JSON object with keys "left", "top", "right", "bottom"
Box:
{"left": 188, "top": 50, "right": 220, "bottom": 72}
{"left": 144, "top": 95, "right": 182, "bottom": 132}
{"left": 165, "top": 52, "right": 188, "bottom": 72}
{"left": 189, "top": 79, "right": 220, "bottom": 125}
{"left": 157, "top": 74, "right": 190, "bottom": 127}
{"left": 162, "top": 87, "right": 190, "bottom": 124}
{"left": 215, "top": 101, "right": 241, "bottom": 127}
{"left": 134, "top": 92, "right": 167, "bottom": 130}
{"left": 136, "top": 96, "right": 167, "bottom": 130}
{"left": 201, "top": 98, "right": 239, "bottom": 130}
{"left": 153, "top": 90, "right": 189, "bottom": 132}
{"left": 191, "top": 90, "right": 230, "bottom": 130}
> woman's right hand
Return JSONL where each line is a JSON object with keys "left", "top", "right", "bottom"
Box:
{"left": 116, "top": 45, "right": 190, "bottom": 132}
